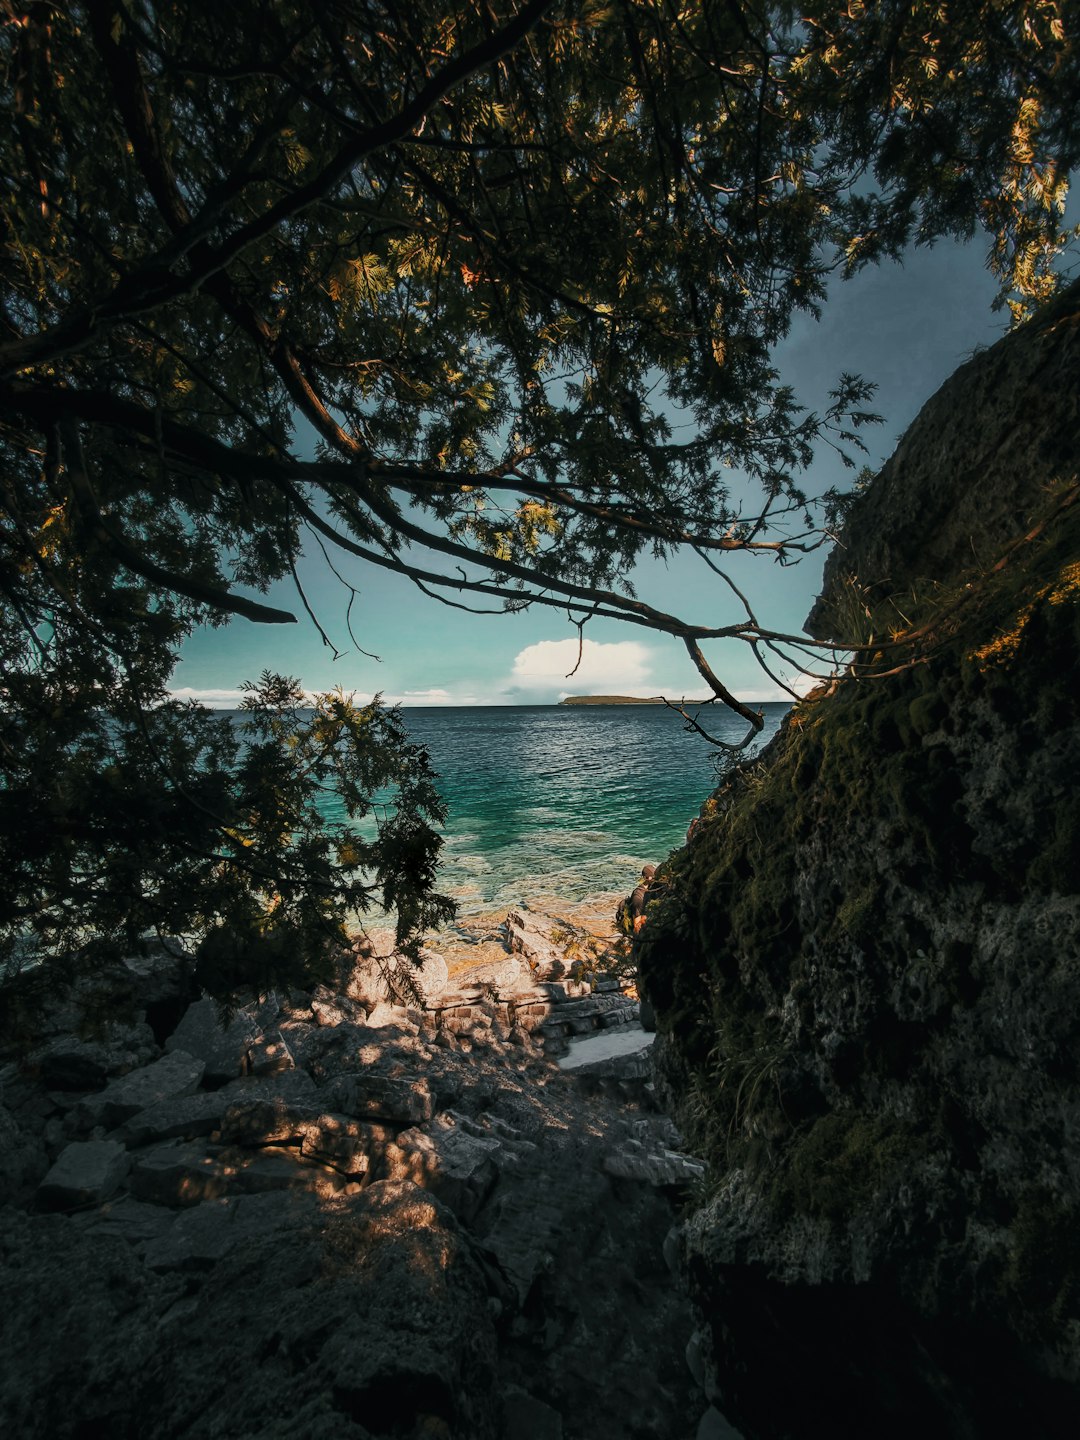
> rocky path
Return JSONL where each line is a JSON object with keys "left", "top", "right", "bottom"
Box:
{"left": 0, "top": 904, "right": 716, "bottom": 1440}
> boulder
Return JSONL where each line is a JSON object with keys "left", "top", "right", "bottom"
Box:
{"left": 311, "top": 987, "right": 366, "bottom": 1028}
{"left": 212, "top": 1145, "right": 346, "bottom": 1199}
{"left": 73, "top": 1196, "right": 176, "bottom": 1250}
{"left": 37, "top": 1140, "right": 131, "bottom": 1210}
{"left": 165, "top": 998, "right": 259, "bottom": 1085}
{"left": 0, "top": 1101, "right": 48, "bottom": 1205}
{"left": 217, "top": 1067, "right": 319, "bottom": 1108}
{"left": 383, "top": 1120, "right": 501, "bottom": 1223}
{"left": 501, "top": 1390, "right": 565, "bottom": 1440}
{"left": 74, "top": 1049, "right": 205, "bottom": 1132}
{"left": 116, "top": 1090, "right": 228, "bottom": 1148}
{"left": 247, "top": 1030, "right": 295, "bottom": 1076}
{"left": 326, "top": 1072, "right": 435, "bottom": 1125}
{"left": 504, "top": 909, "right": 566, "bottom": 980}
{"left": 129, "top": 1140, "right": 231, "bottom": 1207}
{"left": 32, "top": 1020, "right": 159, "bottom": 1091}
{"left": 602, "top": 1145, "right": 705, "bottom": 1187}
{"left": 219, "top": 1098, "right": 391, "bottom": 1176}
{"left": 807, "top": 276, "right": 1080, "bottom": 643}
{"left": 141, "top": 1190, "right": 325, "bottom": 1272}
{"left": 338, "top": 945, "right": 448, "bottom": 1008}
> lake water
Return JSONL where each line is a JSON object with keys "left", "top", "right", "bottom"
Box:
{"left": 345, "top": 702, "right": 790, "bottom": 912}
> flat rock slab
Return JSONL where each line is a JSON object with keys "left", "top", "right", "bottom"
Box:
{"left": 558, "top": 1026, "right": 653, "bottom": 1072}
{"left": 213, "top": 1145, "right": 346, "bottom": 1199}
{"left": 502, "top": 1390, "right": 565, "bottom": 1440}
{"left": 166, "top": 998, "right": 259, "bottom": 1085}
{"left": 327, "top": 1072, "right": 435, "bottom": 1124}
{"left": 73, "top": 1196, "right": 176, "bottom": 1249}
{"left": 219, "top": 1098, "right": 391, "bottom": 1176}
{"left": 117, "top": 1090, "right": 227, "bottom": 1147}
{"left": 32, "top": 1021, "right": 159, "bottom": 1091}
{"left": 38, "top": 1140, "right": 131, "bottom": 1210}
{"left": 142, "top": 1190, "right": 325, "bottom": 1272}
{"left": 129, "top": 1140, "right": 232, "bottom": 1207}
{"left": 217, "top": 1068, "right": 318, "bottom": 1107}
{"left": 384, "top": 1122, "right": 501, "bottom": 1224}
{"left": 247, "top": 1031, "right": 294, "bottom": 1076}
{"left": 75, "top": 1049, "right": 205, "bottom": 1132}
{"left": 602, "top": 1147, "right": 705, "bottom": 1187}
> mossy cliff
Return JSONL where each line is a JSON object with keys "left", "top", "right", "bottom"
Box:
{"left": 639, "top": 286, "right": 1080, "bottom": 1438}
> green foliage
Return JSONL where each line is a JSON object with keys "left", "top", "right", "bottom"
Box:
{"left": 0, "top": 668, "right": 453, "bottom": 994}
{"left": 0, "top": 2, "right": 1077, "bottom": 990}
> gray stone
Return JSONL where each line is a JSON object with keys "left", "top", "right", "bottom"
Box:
{"left": 602, "top": 1146, "right": 705, "bottom": 1187}
{"left": 117, "top": 939, "right": 193, "bottom": 1010}
{"left": 73, "top": 1196, "right": 176, "bottom": 1249}
{"left": 37, "top": 1140, "right": 131, "bottom": 1210}
{"left": 505, "top": 910, "right": 568, "bottom": 980}
{"left": 165, "top": 998, "right": 259, "bottom": 1085}
{"left": 116, "top": 1089, "right": 227, "bottom": 1147}
{"left": 383, "top": 1121, "right": 500, "bottom": 1223}
{"left": 247, "top": 1030, "right": 294, "bottom": 1076}
{"left": 74, "top": 1049, "right": 205, "bottom": 1132}
{"left": 364, "top": 1000, "right": 421, "bottom": 1032}
{"left": 219, "top": 1097, "right": 390, "bottom": 1175}
{"left": 142, "top": 1190, "right": 325, "bottom": 1272}
{"left": 311, "top": 987, "right": 366, "bottom": 1027}
{"left": 129, "top": 1140, "right": 231, "bottom": 1207}
{"left": 501, "top": 1390, "right": 564, "bottom": 1440}
{"left": 697, "top": 1406, "right": 745, "bottom": 1440}
{"left": 0, "top": 1101, "right": 48, "bottom": 1205}
{"left": 213, "top": 1145, "right": 346, "bottom": 1198}
{"left": 217, "top": 1067, "right": 318, "bottom": 1107}
{"left": 327, "top": 1071, "right": 435, "bottom": 1124}
{"left": 32, "top": 1020, "right": 159, "bottom": 1090}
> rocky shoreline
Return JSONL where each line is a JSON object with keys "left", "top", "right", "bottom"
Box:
{"left": 1, "top": 902, "right": 722, "bottom": 1440}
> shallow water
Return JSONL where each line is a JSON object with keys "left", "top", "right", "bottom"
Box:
{"left": 362, "top": 703, "right": 790, "bottom": 912}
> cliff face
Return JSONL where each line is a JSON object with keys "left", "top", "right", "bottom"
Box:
{"left": 639, "top": 287, "right": 1080, "bottom": 1437}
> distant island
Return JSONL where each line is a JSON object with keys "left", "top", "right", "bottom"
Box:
{"left": 559, "top": 695, "right": 667, "bottom": 706}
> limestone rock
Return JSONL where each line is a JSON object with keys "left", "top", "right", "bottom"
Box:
{"left": 247, "top": 1029, "right": 295, "bottom": 1076}
{"left": 212, "top": 1144, "right": 346, "bottom": 1199}
{"left": 32, "top": 1020, "right": 159, "bottom": 1091}
{"left": 642, "top": 286, "right": 1080, "bottom": 1437}
{"left": 129, "top": 1140, "right": 232, "bottom": 1207}
{"left": 383, "top": 1119, "right": 501, "bottom": 1223}
{"left": 37, "top": 1140, "right": 131, "bottom": 1210}
{"left": 141, "top": 1190, "right": 324, "bottom": 1272}
{"left": 808, "top": 277, "right": 1080, "bottom": 644}
{"left": 501, "top": 1390, "right": 564, "bottom": 1439}
{"left": 0, "top": 1101, "right": 48, "bottom": 1205}
{"left": 0, "top": 1212, "right": 181, "bottom": 1439}
{"left": 311, "top": 986, "right": 366, "bottom": 1027}
{"left": 219, "top": 1097, "right": 390, "bottom": 1176}
{"left": 73, "top": 1196, "right": 176, "bottom": 1250}
{"left": 602, "top": 1145, "right": 705, "bottom": 1187}
{"left": 326, "top": 1071, "right": 435, "bottom": 1125}
{"left": 74, "top": 1049, "right": 205, "bottom": 1133}
{"left": 117, "top": 1089, "right": 227, "bottom": 1147}
{"left": 165, "top": 997, "right": 259, "bottom": 1085}
{"left": 504, "top": 909, "right": 566, "bottom": 980}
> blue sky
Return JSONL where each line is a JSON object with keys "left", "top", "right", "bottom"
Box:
{"left": 171, "top": 238, "right": 1011, "bottom": 708}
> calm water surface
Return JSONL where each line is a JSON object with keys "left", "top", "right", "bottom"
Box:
{"left": 356, "top": 703, "right": 790, "bottom": 911}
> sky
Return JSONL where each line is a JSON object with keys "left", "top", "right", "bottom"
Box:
{"left": 170, "top": 238, "right": 1015, "bottom": 709}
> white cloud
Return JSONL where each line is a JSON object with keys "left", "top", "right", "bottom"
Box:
{"left": 168, "top": 687, "right": 249, "bottom": 708}
{"left": 509, "top": 637, "right": 653, "bottom": 694}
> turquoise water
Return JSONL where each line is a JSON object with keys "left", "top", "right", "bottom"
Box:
{"left": 354, "top": 703, "right": 790, "bottom": 911}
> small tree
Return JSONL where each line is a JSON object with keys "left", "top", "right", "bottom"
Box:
{"left": 1, "top": 1, "right": 1076, "bottom": 991}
